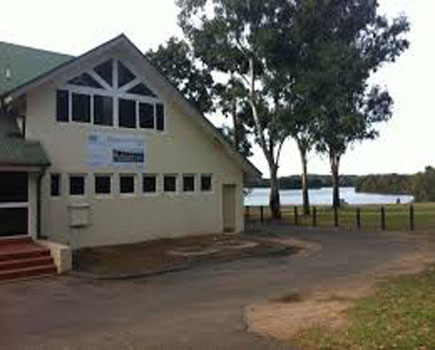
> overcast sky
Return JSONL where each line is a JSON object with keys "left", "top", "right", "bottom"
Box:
{"left": 1, "top": 0, "right": 433, "bottom": 177}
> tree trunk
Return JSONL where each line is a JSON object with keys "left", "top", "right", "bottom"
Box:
{"left": 269, "top": 165, "right": 282, "bottom": 219}
{"left": 330, "top": 152, "right": 341, "bottom": 209}
{"left": 298, "top": 142, "right": 310, "bottom": 215}
{"left": 232, "top": 99, "right": 241, "bottom": 151}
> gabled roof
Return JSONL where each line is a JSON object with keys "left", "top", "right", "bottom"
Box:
{"left": 0, "top": 41, "right": 72, "bottom": 96}
{"left": 0, "top": 35, "right": 261, "bottom": 179}
{"left": 0, "top": 115, "right": 50, "bottom": 167}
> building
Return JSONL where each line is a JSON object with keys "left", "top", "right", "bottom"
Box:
{"left": 0, "top": 35, "right": 261, "bottom": 250}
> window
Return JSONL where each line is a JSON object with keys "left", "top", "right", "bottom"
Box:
{"left": 68, "top": 73, "right": 102, "bottom": 89}
{"left": 120, "top": 175, "right": 135, "bottom": 194}
{"left": 139, "top": 102, "right": 154, "bottom": 129}
{"left": 72, "top": 93, "right": 90, "bottom": 123}
{"left": 143, "top": 175, "right": 157, "bottom": 193}
{"left": 95, "top": 175, "right": 111, "bottom": 195}
{"left": 156, "top": 103, "right": 165, "bottom": 131}
{"left": 183, "top": 175, "right": 195, "bottom": 192}
{"left": 164, "top": 175, "right": 177, "bottom": 193}
{"left": 127, "top": 83, "right": 156, "bottom": 97}
{"left": 50, "top": 174, "right": 61, "bottom": 197}
{"left": 94, "top": 95, "right": 113, "bottom": 126}
{"left": 56, "top": 90, "right": 69, "bottom": 122}
{"left": 118, "top": 99, "right": 137, "bottom": 128}
{"left": 201, "top": 175, "right": 212, "bottom": 192}
{"left": 69, "top": 175, "right": 86, "bottom": 196}
{"left": 94, "top": 59, "right": 113, "bottom": 86}
{"left": 118, "top": 61, "right": 135, "bottom": 87}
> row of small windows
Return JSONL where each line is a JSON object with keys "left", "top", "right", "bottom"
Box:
{"left": 50, "top": 174, "right": 213, "bottom": 197}
{"left": 56, "top": 90, "right": 165, "bottom": 131}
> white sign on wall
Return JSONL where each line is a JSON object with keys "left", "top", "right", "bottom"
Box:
{"left": 87, "top": 132, "right": 147, "bottom": 170}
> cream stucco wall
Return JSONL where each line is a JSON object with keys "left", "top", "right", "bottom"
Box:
{"left": 24, "top": 52, "right": 245, "bottom": 248}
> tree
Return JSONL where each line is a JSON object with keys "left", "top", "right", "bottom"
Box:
{"left": 413, "top": 167, "right": 435, "bottom": 202}
{"left": 145, "top": 36, "right": 214, "bottom": 114}
{"left": 176, "top": 0, "right": 296, "bottom": 218}
{"left": 292, "top": 0, "right": 410, "bottom": 208}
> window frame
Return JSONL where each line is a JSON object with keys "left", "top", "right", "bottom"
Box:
{"left": 50, "top": 173, "right": 62, "bottom": 198}
{"left": 142, "top": 174, "right": 158, "bottom": 195}
{"left": 71, "top": 92, "right": 91, "bottom": 123}
{"left": 69, "top": 174, "right": 87, "bottom": 197}
{"left": 163, "top": 174, "right": 178, "bottom": 194}
{"left": 182, "top": 174, "right": 196, "bottom": 193}
{"left": 94, "top": 174, "right": 112, "bottom": 197}
{"left": 200, "top": 174, "right": 213, "bottom": 193}
{"left": 119, "top": 174, "right": 136, "bottom": 196}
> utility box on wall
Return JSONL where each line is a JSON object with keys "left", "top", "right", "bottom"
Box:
{"left": 68, "top": 203, "right": 90, "bottom": 228}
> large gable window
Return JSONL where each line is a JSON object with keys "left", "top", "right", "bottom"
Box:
{"left": 57, "top": 59, "right": 165, "bottom": 131}
{"left": 72, "top": 93, "right": 91, "bottom": 123}
{"left": 119, "top": 99, "right": 137, "bottom": 128}
{"left": 94, "top": 95, "right": 113, "bottom": 126}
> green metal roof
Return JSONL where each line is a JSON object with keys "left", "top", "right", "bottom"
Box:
{"left": 0, "top": 41, "right": 73, "bottom": 96}
{"left": 0, "top": 115, "right": 50, "bottom": 167}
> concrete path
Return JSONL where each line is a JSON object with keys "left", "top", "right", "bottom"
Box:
{"left": 1, "top": 225, "right": 434, "bottom": 350}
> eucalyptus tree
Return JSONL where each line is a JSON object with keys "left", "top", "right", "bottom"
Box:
{"left": 291, "top": 0, "right": 410, "bottom": 208}
{"left": 177, "top": 0, "right": 296, "bottom": 218}
{"left": 145, "top": 36, "right": 214, "bottom": 114}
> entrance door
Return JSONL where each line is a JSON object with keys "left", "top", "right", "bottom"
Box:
{"left": 222, "top": 184, "right": 236, "bottom": 232}
{"left": 0, "top": 172, "right": 28, "bottom": 237}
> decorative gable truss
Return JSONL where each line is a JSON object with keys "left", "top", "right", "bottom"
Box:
{"left": 55, "top": 58, "right": 165, "bottom": 131}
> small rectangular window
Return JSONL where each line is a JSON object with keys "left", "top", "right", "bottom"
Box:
{"left": 95, "top": 175, "right": 111, "bottom": 195}
{"left": 118, "top": 98, "right": 137, "bottom": 128}
{"left": 51, "top": 174, "right": 61, "bottom": 197}
{"left": 143, "top": 175, "right": 157, "bottom": 193}
{"left": 156, "top": 103, "right": 165, "bottom": 131}
{"left": 139, "top": 102, "right": 155, "bottom": 129}
{"left": 183, "top": 175, "right": 195, "bottom": 192}
{"left": 94, "top": 95, "right": 113, "bottom": 126}
{"left": 69, "top": 175, "right": 86, "bottom": 196}
{"left": 201, "top": 174, "right": 212, "bottom": 192}
{"left": 72, "top": 93, "right": 91, "bottom": 123}
{"left": 56, "top": 90, "right": 69, "bottom": 122}
{"left": 164, "top": 175, "right": 177, "bottom": 193}
{"left": 120, "top": 174, "right": 135, "bottom": 194}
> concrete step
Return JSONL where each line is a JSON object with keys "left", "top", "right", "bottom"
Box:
{"left": 0, "top": 244, "right": 50, "bottom": 262}
{"left": 0, "top": 236, "right": 32, "bottom": 246}
{"left": 0, "top": 265, "right": 57, "bottom": 281}
{"left": 0, "top": 256, "right": 54, "bottom": 271}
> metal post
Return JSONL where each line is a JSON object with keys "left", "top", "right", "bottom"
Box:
{"left": 356, "top": 207, "right": 361, "bottom": 230}
{"left": 381, "top": 206, "right": 386, "bottom": 231}
{"left": 260, "top": 205, "right": 264, "bottom": 222}
{"left": 409, "top": 205, "right": 415, "bottom": 231}
{"left": 312, "top": 206, "right": 317, "bottom": 227}
{"left": 294, "top": 206, "right": 299, "bottom": 226}
{"left": 334, "top": 206, "right": 339, "bottom": 227}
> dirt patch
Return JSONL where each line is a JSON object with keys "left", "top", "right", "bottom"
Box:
{"left": 73, "top": 233, "right": 299, "bottom": 278}
{"left": 245, "top": 239, "right": 435, "bottom": 343}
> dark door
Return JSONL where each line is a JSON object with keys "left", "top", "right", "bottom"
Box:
{"left": 0, "top": 172, "right": 28, "bottom": 236}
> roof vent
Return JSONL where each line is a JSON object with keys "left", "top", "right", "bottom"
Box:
{"left": 5, "top": 67, "right": 11, "bottom": 80}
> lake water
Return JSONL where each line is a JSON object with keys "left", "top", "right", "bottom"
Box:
{"left": 244, "top": 187, "right": 414, "bottom": 206}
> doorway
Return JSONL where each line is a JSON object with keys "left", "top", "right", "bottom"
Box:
{"left": 222, "top": 184, "right": 236, "bottom": 232}
{"left": 0, "top": 172, "right": 28, "bottom": 237}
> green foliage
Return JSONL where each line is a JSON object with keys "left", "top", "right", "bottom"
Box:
{"left": 249, "top": 174, "right": 357, "bottom": 190}
{"left": 413, "top": 166, "right": 435, "bottom": 202}
{"left": 355, "top": 174, "right": 413, "bottom": 195}
{"left": 145, "top": 36, "right": 214, "bottom": 114}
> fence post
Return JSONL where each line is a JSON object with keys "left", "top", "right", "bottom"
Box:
{"left": 381, "top": 206, "right": 386, "bottom": 231}
{"left": 294, "top": 206, "right": 299, "bottom": 226}
{"left": 409, "top": 205, "right": 415, "bottom": 231}
{"left": 260, "top": 205, "right": 264, "bottom": 222}
{"left": 312, "top": 206, "right": 317, "bottom": 227}
{"left": 334, "top": 206, "right": 339, "bottom": 227}
{"left": 356, "top": 207, "right": 361, "bottom": 230}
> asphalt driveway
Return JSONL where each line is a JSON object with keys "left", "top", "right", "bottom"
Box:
{"left": 1, "top": 225, "right": 434, "bottom": 350}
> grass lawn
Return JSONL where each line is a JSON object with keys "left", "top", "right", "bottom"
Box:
{"left": 293, "top": 266, "right": 435, "bottom": 350}
{"left": 246, "top": 202, "right": 435, "bottom": 232}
